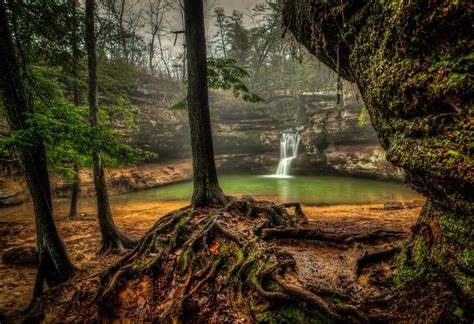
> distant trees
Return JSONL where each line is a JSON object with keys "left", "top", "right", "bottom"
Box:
{"left": 212, "top": 7, "right": 228, "bottom": 58}
{"left": 96, "top": 0, "right": 177, "bottom": 78}
{"left": 210, "top": 2, "right": 337, "bottom": 95}
{"left": 145, "top": 0, "right": 171, "bottom": 76}
{"left": 98, "top": 0, "right": 146, "bottom": 69}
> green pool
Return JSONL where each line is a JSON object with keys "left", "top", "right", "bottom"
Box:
{"left": 117, "top": 175, "right": 421, "bottom": 205}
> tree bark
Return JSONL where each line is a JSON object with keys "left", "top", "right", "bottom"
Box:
{"left": 69, "top": 163, "right": 80, "bottom": 219}
{"left": 0, "top": 1, "right": 76, "bottom": 292}
{"left": 85, "top": 0, "right": 136, "bottom": 253}
{"left": 149, "top": 37, "right": 155, "bottom": 75}
{"left": 157, "top": 32, "right": 171, "bottom": 78}
{"left": 69, "top": 0, "right": 80, "bottom": 219}
{"left": 183, "top": 0, "right": 226, "bottom": 207}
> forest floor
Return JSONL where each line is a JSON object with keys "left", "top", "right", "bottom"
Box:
{"left": 0, "top": 198, "right": 426, "bottom": 321}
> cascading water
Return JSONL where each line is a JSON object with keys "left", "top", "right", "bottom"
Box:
{"left": 274, "top": 130, "right": 300, "bottom": 177}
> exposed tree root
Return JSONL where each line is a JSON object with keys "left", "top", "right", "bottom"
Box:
{"left": 262, "top": 227, "right": 408, "bottom": 244}
{"left": 31, "top": 197, "right": 417, "bottom": 322}
{"left": 97, "top": 233, "right": 138, "bottom": 256}
{"left": 354, "top": 247, "right": 400, "bottom": 279}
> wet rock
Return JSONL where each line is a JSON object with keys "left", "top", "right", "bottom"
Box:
{"left": 2, "top": 245, "right": 39, "bottom": 266}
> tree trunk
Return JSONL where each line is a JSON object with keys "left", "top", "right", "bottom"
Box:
{"left": 69, "top": 0, "right": 80, "bottom": 219}
{"left": 69, "top": 163, "right": 80, "bottom": 219}
{"left": 183, "top": 0, "right": 226, "bottom": 207}
{"left": 85, "top": 0, "right": 136, "bottom": 253}
{"left": 118, "top": 0, "right": 129, "bottom": 67}
{"left": 157, "top": 32, "right": 171, "bottom": 79}
{"left": 149, "top": 38, "right": 155, "bottom": 75}
{"left": 0, "top": 1, "right": 76, "bottom": 293}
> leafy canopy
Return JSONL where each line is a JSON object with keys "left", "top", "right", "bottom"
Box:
{"left": 0, "top": 65, "right": 154, "bottom": 181}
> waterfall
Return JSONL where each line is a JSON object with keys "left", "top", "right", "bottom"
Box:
{"left": 274, "top": 130, "right": 300, "bottom": 177}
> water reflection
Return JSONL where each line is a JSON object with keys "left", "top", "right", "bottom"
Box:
{"left": 119, "top": 175, "right": 422, "bottom": 205}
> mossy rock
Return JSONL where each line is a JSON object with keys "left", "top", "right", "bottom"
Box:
{"left": 283, "top": 0, "right": 473, "bottom": 299}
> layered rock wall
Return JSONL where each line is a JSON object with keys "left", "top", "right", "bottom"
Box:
{"left": 0, "top": 74, "right": 401, "bottom": 207}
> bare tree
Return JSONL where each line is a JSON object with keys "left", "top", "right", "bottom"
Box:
{"left": 145, "top": 0, "right": 171, "bottom": 76}
{"left": 99, "top": 0, "right": 144, "bottom": 69}
{"left": 212, "top": 7, "right": 228, "bottom": 58}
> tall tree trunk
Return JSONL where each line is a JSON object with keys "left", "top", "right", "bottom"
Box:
{"left": 0, "top": 1, "right": 76, "bottom": 295}
{"left": 69, "top": 0, "right": 80, "bottom": 219}
{"left": 69, "top": 163, "right": 80, "bottom": 219}
{"left": 85, "top": 0, "right": 136, "bottom": 253}
{"left": 149, "top": 38, "right": 155, "bottom": 75}
{"left": 180, "top": 2, "right": 187, "bottom": 81}
{"left": 183, "top": 0, "right": 227, "bottom": 207}
{"left": 157, "top": 33, "right": 171, "bottom": 79}
{"left": 118, "top": 0, "right": 129, "bottom": 67}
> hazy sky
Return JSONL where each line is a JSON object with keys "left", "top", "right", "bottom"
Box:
{"left": 208, "top": 0, "right": 265, "bottom": 27}
{"left": 214, "top": 0, "right": 264, "bottom": 14}
{"left": 144, "top": 0, "right": 268, "bottom": 71}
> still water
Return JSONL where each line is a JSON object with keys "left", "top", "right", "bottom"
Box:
{"left": 117, "top": 175, "right": 420, "bottom": 205}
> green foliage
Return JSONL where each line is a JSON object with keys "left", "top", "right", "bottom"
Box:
{"left": 169, "top": 58, "right": 263, "bottom": 111}
{"left": 453, "top": 307, "right": 465, "bottom": 321}
{"left": 207, "top": 58, "right": 263, "bottom": 103}
{"left": 9, "top": 0, "right": 84, "bottom": 70}
{"left": 169, "top": 99, "right": 188, "bottom": 111}
{"left": 0, "top": 65, "right": 154, "bottom": 180}
{"left": 95, "top": 57, "right": 141, "bottom": 133}
{"left": 358, "top": 105, "right": 369, "bottom": 126}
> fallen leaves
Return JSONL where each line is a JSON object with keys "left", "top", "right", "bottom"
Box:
{"left": 209, "top": 241, "right": 220, "bottom": 256}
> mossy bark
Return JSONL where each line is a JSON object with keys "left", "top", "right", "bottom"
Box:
{"left": 399, "top": 199, "right": 473, "bottom": 300}
{"left": 283, "top": 0, "right": 473, "bottom": 297}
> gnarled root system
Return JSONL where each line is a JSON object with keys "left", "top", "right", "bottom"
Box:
{"left": 42, "top": 197, "right": 369, "bottom": 322}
